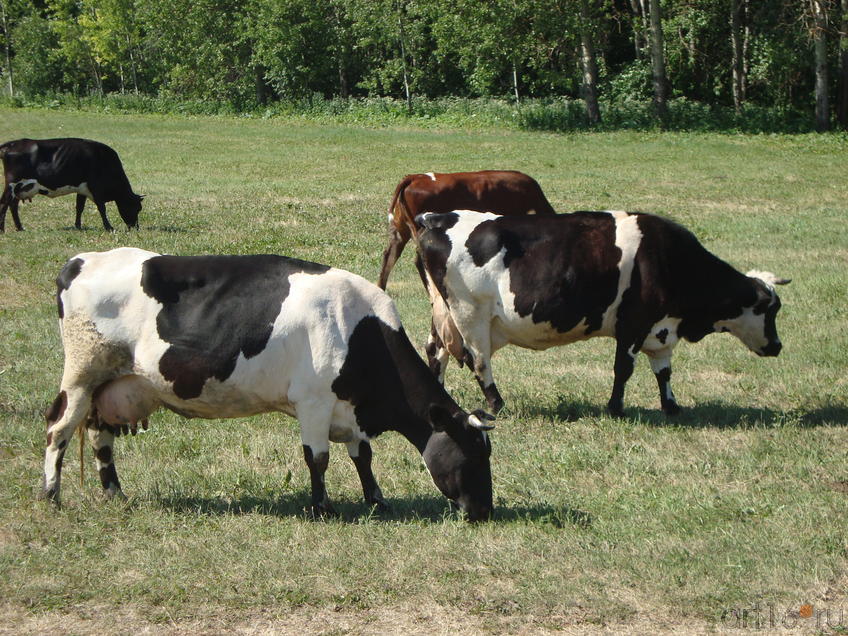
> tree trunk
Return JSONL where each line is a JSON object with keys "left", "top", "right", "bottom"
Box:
{"left": 628, "top": 0, "right": 645, "bottom": 56}
{"left": 648, "top": 0, "right": 668, "bottom": 123}
{"left": 579, "top": 0, "right": 601, "bottom": 125}
{"left": 512, "top": 63, "right": 520, "bottom": 103}
{"left": 0, "top": 0, "right": 12, "bottom": 98}
{"left": 396, "top": 1, "right": 412, "bottom": 113}
{"left": 838, "top": 0, "right": 848, "bottom": 127}
{"left": 811, "top": 0, "right": 830, "bottom": 131}
{"left": 731, "top": 0, "right": 745, "bottom": 113}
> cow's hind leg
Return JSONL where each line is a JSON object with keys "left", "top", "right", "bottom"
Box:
{"left": 377, "top": 227, "right": 409, "bottom": 290}
{"left": 298, "top": 401, "right": 336, "bottom": 517}
{"left": 4, "top": 197, "right": 24, "bottom": 231}
{"left": 0, "top": 187, "right": 10, "bottom": 232}
{"left": 74, "top": 194, "right": 87, "bottom": 229}
{"left": 647, "top": 351, "right": 680, "bottom": 415}
{"left": 347, "top": 439, "right": 388, "bottom": 511}
{"left": 41, "top": 387, "right": 92, "bottom": 504}
{"left": 86, "top": 409, "right": 127, "bottom": 500}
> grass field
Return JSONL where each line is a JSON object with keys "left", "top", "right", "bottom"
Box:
{"left": 0, "top": 107, "right": 846, "bottom": 634}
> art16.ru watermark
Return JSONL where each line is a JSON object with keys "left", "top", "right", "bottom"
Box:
{"left": 721, "top": 602, "right": 845, "bottom": 630}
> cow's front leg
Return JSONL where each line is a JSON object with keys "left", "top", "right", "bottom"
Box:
{"left": 74, "top": 194, "right": 87, "bottom": 229}
{"left": 86, "top": 410, "right": 127, "bottom": 500}
{"left": 608, "top": 340, "right": 638, "bottom": 417}
{"left": 647, "top": 352, "right": 680, "bottom": 415}
{"left": 302, "top": 445, "right": 335, "bottom": 517}
{"left": 347, "top": 439, "right": 388, "bottom": 511}
{"left": 462, "top": 328, "right": 503, "bottom": 414}
{"left": 41, "top": 388, "right": 91, "bottom": 505}
{"left": 93, "top": 200, "right": 114, "bottom": 232}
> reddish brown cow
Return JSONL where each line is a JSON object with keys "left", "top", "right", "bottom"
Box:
{"left": 377, "top": 170, "right": 555, "bottom": 289}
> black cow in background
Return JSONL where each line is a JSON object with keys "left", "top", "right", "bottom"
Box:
{"left": 0, "top": 138, "right": 143, "bottom": 232}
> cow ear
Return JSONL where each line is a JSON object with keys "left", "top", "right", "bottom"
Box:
{"left": 428, "top": 403, "right": 457, "bottom": 433}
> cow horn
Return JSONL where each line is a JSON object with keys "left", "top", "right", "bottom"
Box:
{"left": 468, "top": 410, "right": 495, "bottom": 431}
{"left": 746, "top": 270, "right": 791, "bottom": 287}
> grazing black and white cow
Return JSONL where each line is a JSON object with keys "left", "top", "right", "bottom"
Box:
{"left": 42, "top": 248, "right": 495, "bottom": 521}
{"left": 0, "top": 138, "right": 143, "bottom": 232}
{"left": 415, "top": 209, "right": 789, "bottom": 416}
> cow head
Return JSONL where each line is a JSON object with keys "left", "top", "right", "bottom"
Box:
{"left": 714, "top": 271, "right": 790, "bottom": 357}
{"left": 117, "top": 194, "right": 144, "bottom": 229}
{"left": 422, "top": 405, "right": 494, "bottom": 522}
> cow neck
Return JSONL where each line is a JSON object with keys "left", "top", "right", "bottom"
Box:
{"left": 331, "top": 315, "right": 461, "bottom": 454}
{"left": 386, "top": 325, "right": 460, "bottom": 454}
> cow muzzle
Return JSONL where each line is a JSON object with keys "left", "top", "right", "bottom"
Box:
{"left": 758, "top": 341, "right": 782, "bottom": 357}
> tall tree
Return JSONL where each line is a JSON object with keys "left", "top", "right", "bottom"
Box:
{"left": 578, "top": 0, "right": 601, "bottom": 124}
{"left": 648, "top": 0, "right": 668, "bottom": 122}
{"left": 730, "top": 0, "right": 747, "bottom": 113}
{"left": 0, "top": 0, "right": 12, "bottom": 96}
{"left": 838, "top": 0, "right": 848, "bottom": 127}
{"left": 809, "top": 0, "right": 831, "bottom": 131}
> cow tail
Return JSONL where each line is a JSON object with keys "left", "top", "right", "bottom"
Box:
{"left": 79, "top": 418, "right": 85, "bottom": 488}
{"left": 387, "top": 174, "right": 417, "bottom": 236}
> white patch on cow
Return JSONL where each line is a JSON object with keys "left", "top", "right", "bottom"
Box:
{"left": 10, "top": 179, "right": 93, "bottom": 200}
{"left": 387, "top": 212, "right": 394, "bottom": 224}
{"left": 641, "top": 316, "right": 682, "bottom": 354}
{"left": 601, "top": 211, "right": 643, "bottom": 332}
{"left": 425, "top": 172, "right": 436, "bottom": 181}
{"left": 714, "top": 306, "right": 770, "bottom": 354}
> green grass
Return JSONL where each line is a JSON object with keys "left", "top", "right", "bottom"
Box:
{"left": 0, "top": 107, "right": 846, "bottom": 633}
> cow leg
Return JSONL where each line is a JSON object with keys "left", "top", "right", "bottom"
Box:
{"left": 647, "top": 352, "right": 680, "bottom": 415}
{"left": 347, "top": 439, "right": 388, "bottom": 510}
{"left": 456, "top": 314, "right": 504, "bottom": 414}
{"left": 93, "top": 199, "right": 114, "bottom": 232}
{"left": 0, "top": 188, "right": 10, "bottom": 232}
{"left": 3, "top": 196, "right": 24, "bottom": 231}
{"left": 86, "top": 410, "right": 126, "bottom": 500}
{"left": 74, "top": 194, "right": 87, "bottom": 229}
{"left": 608, "top": 341, "right": 637, "bottom": 418}
{"left": 298, "top": 402, "right": 336, "bottom": 517}
{"left": 41, "top": 387, "right": 92, "bottom": 505}
{"left": 425, "top": 320, "right": 450, "bottom": 383}
{"left": 377, "top": 227, "right": 409, "bottom": 290}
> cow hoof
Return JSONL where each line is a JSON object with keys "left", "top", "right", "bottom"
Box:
{"left": 102, "top": 489, "right": 128, "bottom": 502}
{"left": 663, "top": 402, "right": 681, "bottom": 416}
{"left": 38, "top": 488, "right": 61, "bottom": 507}
{"left": 368, "top": 498, "right": 390, "bottom": 513}
{"left": 606, "top": 404, "right": 626, "bottom": 419}
{"left": 488, "top": 398, "right": 504, "bottom": 415}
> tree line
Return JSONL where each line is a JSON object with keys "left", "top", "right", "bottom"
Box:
{"left": 2, "top": 0, "right": 847, "bottom": 131}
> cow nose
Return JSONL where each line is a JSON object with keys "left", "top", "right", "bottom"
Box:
{"left": 760, "top": 341, "right": 782, "bottom": 357}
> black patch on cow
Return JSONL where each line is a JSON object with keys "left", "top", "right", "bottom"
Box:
{"left": 55, "top": 258, "right": 83, "bottom": 319}
{"left": 46, "top": 390, "right": 68, "bottom": 424}
{"left": 415, "top": 211, "right": 459, "bottom": 233}
{"left": 464, "top": 219, "right": 526, "bottom": 267}
{"left": 98, "top": 464, "right": 120, "bottom": 491}
{"left": 96, "top": 445, "right": 113, "bottom": 465}
{"left": 656, "top": 328, "right": 669, "bottom": 344}
{"left": 467, "top": 213, "right": 622, "bottom": 335}
{"left": 140, "top": 254, "right": 330, "bottom": 400}
{"left": 57, "top": 438, "right": 67, "bottom": 451}
{"left": 332, "top": 315, "right": 454, "bottom": 445}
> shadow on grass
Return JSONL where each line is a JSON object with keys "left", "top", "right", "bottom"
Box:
{"left": 517, "top": 399, "right": 848, "bottom": 429}
{"left": 154, "top": 491, "right": 591, "bottom": 527}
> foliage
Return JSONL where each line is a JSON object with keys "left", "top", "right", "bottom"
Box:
{"left": 1, "top": 0, "right": 846, "bottom": 128}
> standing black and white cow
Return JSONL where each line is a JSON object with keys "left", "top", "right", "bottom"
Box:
{"left": 0, "top": 138, "right": 143, "bottom": 232}
{"left": 43, "top": 248, "right": 495, "bottom": 521}
{"left": 415, "top": 210, "right": 789, "bottom": 416}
